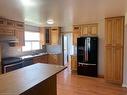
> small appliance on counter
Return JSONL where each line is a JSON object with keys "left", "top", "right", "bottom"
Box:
{"left": 77, "top": 37, "right": 98, "bottom": 77}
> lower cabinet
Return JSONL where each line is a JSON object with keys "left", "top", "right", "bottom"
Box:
{"left": 33, "top": 55, "right": 48, "bottom": 64}
{"left": 48, "top": 54, "right": 62, "bottom": 65}
{"left": 71, "top": 55, "right": 77, "bottom": 71}
{"left": 33, "top": 54, "right": 62, "bottom": 65}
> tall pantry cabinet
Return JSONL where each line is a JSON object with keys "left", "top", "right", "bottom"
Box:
{"left": 105, "top": 16, "right": 124, "bottom": 84}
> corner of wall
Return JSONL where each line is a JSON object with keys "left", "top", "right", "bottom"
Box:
{"left": 122, "top": 84, "right": 127, "bottom": 88}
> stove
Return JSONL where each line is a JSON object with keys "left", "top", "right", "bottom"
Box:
{"left": 2, "top": 57, "right": 23, "bottom": 73}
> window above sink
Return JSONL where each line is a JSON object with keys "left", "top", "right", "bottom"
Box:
{"left": 22, "top": 31, "right": 41, "bottom": 51}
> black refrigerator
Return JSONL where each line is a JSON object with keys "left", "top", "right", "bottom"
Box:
{"left": 77, "top": 37, "right": 98, "bottom": 77}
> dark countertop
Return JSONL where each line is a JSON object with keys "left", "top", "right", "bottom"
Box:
{"left": 20, "top": 53, "right": 48, "bottom": 60}
{"left": 0, "top": 63, "right": 66, "bottom": 95}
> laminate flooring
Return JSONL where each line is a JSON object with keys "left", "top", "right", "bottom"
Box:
{"left": 57, "top": 68, "right": 127, "bottom": 95}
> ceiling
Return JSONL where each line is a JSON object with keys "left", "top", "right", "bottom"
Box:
{"left": 0, "top": 0, "right": 127, "bottom": 27}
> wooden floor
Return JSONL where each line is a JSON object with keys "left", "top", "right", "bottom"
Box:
{"left": 57, "top": 68, "right": 127, "bottom": 95}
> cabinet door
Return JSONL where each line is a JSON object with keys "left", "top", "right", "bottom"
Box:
{"left": 71, "top": 56, "right": 77, "bottom": 71}
{"left": 6, "top": 19, "right": 15, "bottom": 29}
{"left": 40, "top": 27, "right": 45, "bottom": 45}
{"left": 113, "top": 47, "right": 123, "bottom": 83}
{"left": 0, "top": 18, "right": 6, "bottom": 27}
{"left": 90, "top": 24, "right": 98, "bottom": 35}
{"left": 15, "top": 29, "right": 25, "bottom": 46}
{"left": 51, "top": 27, "right": 59, "bottom": 45}
{"left": 105, "top": 19, "right": 114, "bottom": 45}
{"left": 105, "top": 46, "right": 114, "bottom": 81}
{"left": 73, "top": 25, "right": 81, "bottom": 45}
{"left": 40, "top": 55, "right": 48, "bottom": 63}
{"left": 0, "top": 28, "right": 15, "bottom": 36}
{"left": 113, "top": 17, "right": 124, "bottom": 46}
{"left": 82, "top": 25, "right": 89, "bottom": 35}
{"left": 33, "top": 57, "right": 41, "bottom": 63}
{"left": 15, "top": 21, "right": 24, "bottom": 29}
{"left": 48, "top": 54, "right": 58, "bottom": 64}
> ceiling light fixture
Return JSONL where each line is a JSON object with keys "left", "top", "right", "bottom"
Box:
{"left": 20, "top": 0, "right": 35, "bottom": 6}
{"left": 47, "top": 19, "right": 54, "bottom": 25}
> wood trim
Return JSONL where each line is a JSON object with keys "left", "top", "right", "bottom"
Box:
{"left": 105, "top": 16, "right": 125, "bottom": 19}
{"left": 98, "top": 75, "right": 104, "bottom": 78}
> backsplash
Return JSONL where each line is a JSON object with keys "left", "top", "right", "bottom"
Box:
{"left": 0, "top": 42, "right": 46, "bottom": 58}
{"left": 46, "top": 45, "right": 62, "bottom": 54}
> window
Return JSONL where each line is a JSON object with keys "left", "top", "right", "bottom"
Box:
{"left": 22, "top": 31, "right": 41, "bottom": 51}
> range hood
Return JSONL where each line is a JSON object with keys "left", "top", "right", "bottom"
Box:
{"left": 0, "top": 36, "right": 19, "bottom": 47}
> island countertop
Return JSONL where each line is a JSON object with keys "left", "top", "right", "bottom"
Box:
{"left": 0, "top": 63, "right": 66, "bottom": 95}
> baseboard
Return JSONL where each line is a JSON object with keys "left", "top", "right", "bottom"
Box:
{"left": 122, "top": 84, "right": 127, "bottom": 88}
{"left": 98, "top": 75, "right": 104, "bottom": 78}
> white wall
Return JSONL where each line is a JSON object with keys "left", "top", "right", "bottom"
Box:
{"left": 123, "top": 14, "right": 127, "bottom": 88}
{"left": 98, "top": 19, "right": 105, "bottom": 76}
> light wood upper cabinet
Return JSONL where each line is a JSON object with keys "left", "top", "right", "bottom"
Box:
{"left": 0, "top": 18, "right": 25, "bottom": 46}
{"left": 50, "top": 27, "right": 60, "bottom": 45}
{"left": 82, "top": 23, "right": 98, "bottom": 36}
{"left": 73, "top": 24, "right": 98, "bottom": 45}
{"left": 40, "top": 27, "right": 46, "bottom": 45}
{"left": 0, "top": 28, "right": 15, "bottom": 36}
{"left": 73, "top": 25, "right": 81, "bottom": 45}
{"left": 6, "top": 19, "right": 15, "bottom": 29}
{"left": 0, "top": 18, "right": 6, "bottom": 27}
{"left": 82, "top": 25, "right": 89, "bottom": 35}
{"left": 90, "top": 24, "right": 98, "bottom": 35}
{"left": 105, "top": 19, "right": 113, "bottom": 45}
{"left": 40, "top": 27, "right": 60, "bottom": 45}
{"left": 15, "top": 29, "right": 25, "bottom": 46}
{"left": 0, "top": 46, "right": 1, "bottom": 74}
{"left": 14, "top": 21, "right": 24, "bottom": 29}
{"left": 105, "top": 16, "right": 124, "bottom": 84}
{"left": 113, "top": 17, "right": 124, "bottom": 46}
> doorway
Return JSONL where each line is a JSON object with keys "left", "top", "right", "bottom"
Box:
{"left": 62, "top": 33, "right": 73, "bottom": 66}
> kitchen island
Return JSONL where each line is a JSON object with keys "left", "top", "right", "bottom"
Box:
{"left": 0, "top": 63, "right": 66, "bottom": 95}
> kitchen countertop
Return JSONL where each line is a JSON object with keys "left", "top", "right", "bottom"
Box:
{"left": 20, "top": 52, "right": 62, "bottom": 60}
{"left": 0, "top": 63, "right": 66, "bottom": 95}
{"left": 20, "top": 53, "right": 48, "bottom": 60}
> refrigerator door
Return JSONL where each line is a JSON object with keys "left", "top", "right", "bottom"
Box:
{"left": 77, "top": 37, "right": 85, "bottom": 63}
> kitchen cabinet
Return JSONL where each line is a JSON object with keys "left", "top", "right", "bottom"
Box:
{"left": 40, "top": 27, "right": 46, "bottom": 45}
{"left": 0, "top": 28, "right": 15, "bottom": 36}
{"left": 73, "top": 25, "right": 81, "bottom": 45}
{"left": 0, "top": 18, "right": 25, "bottom": 46}
{"left": 0, "top": 46, "right": 1, "bottom": 74}
{"left": 14, "top": 21, "right": 24, "bottom": 29}
{"left": 33, "top": 54, "right": 48, "bottom": 64}
{"left": 71, "top": 55, "right": 77, "bottom": 71}
{"left": 0, "top": 18, "right": 6, "bottom": 27}
{"left": 50, "top": 27, "right": 60, "bottom": 45}
{"left": 40, "top": 27, "right": 60, "bottom": 45}
{"left": 40, "top": 27, "right": 51, "bottom": 45}
{"left": 15, "top": 29, "right": 25, "bottom": 46}
{"left": 82, "top": 23, "right": 98, "bottom": 36}
{"left": 105, "top": 16, "right": 124, "bottom": 84}
{"left": 48, "top": 54, "right": 62, "bottom": 65}
{"left": 6, "top": 19, "right": 15, "bottom": 29}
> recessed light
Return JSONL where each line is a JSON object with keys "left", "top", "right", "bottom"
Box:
{"left": 20, "top": 0, "right": 35, "bottom": 6}
{"left": 47, "top": 19, "right": 54, "bottom": 25}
